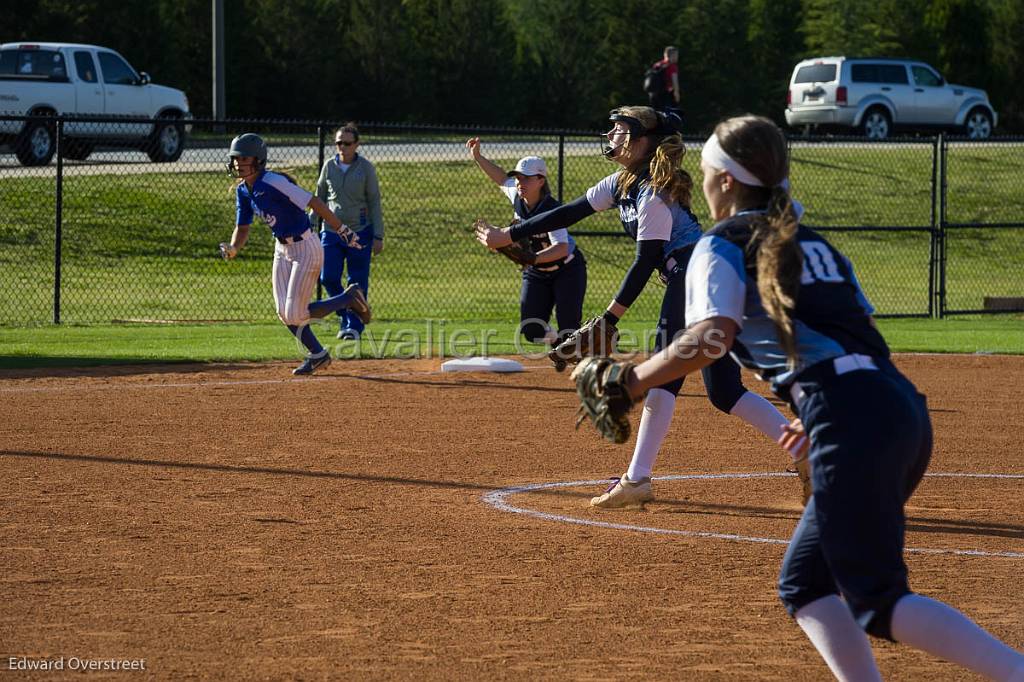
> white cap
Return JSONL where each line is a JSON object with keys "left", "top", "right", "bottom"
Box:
{"left": 507, "top": 156, "right": 548, "bottom": 178}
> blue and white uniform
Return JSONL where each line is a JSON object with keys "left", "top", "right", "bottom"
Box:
{"left": 686, "top": 212, "right": 931, "bottom": 640}
{"left": 511, "top": 162, "right": 791, "bottom": 493}
{"left": 236, "top": 170, "right": 323, "bottom": 328}
{"left": 584, "top": 170, "right": 701, "bottom": 261}
{"left": 584, "top": 171, "right": 750, "bottom": 405}
{"left": 585, "top": 170, "right": 705, "bottom": 397}
{"left": 500, "top": 179, "right": 587, "bottom": 343}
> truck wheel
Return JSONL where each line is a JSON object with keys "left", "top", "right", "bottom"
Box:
{"left": 146, "top": 118, "right": 185, "bottom": 162}
{"left": 63, "top": 140, "right": 94, "bottom": 161}
{"left": 15, "top": 119, "right": 56, "bottom": 166}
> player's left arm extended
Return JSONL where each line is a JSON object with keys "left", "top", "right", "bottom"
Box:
{"left": 307, "top": 196, "right": 360, "bottom": 247}
{"left": 478, "top": 197, "right": 597, "bottom": 249}
{"left": 626, "top": 317, "right": 738, "bottom": 400}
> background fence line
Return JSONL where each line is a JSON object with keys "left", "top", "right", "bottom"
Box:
{"left": 1, "top": 115, "right": 1022, "bottom": 326}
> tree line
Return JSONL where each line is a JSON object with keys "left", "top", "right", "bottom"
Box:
{"left": 5, "top": 0, "right": 1023, "bottom": 133}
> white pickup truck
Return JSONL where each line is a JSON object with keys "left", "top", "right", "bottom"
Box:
{"left": 0, "top": 42, "right": 192, "bottom": 166}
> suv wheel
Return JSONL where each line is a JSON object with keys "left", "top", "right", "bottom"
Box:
{"left": 15, "top": 119, "right": 56, "bottom": 166}
{"left": 861, "top": 108, "right": 891, "bottom": 140}
{"left": 146, "top": 117, "right": 185, "bottom": 163}
{"left": 964, "top": 108, "right": 993, "bottom": 139}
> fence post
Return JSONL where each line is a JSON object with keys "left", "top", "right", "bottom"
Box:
{"left": 928, "top": 135, "right": 938, "bottom": 318}
{"left": 937, "top": 133, "right": 947, "bottom": 319}
{"left": 557, "top": 133, "right": 565, "bottom": 202}
{"left": 316, "top": 124, "right": 325, "bottom": 301}
{"left": 53, "top": 117, "right": 64, "bottom": 325}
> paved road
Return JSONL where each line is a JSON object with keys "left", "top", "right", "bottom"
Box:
{"left": 1, "top": 138, "right": 1016, "bottom": 179}
{"left": 0, "top": 140, "right": 605, "bottom": 178}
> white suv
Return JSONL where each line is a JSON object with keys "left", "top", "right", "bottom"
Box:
{"left": 785, "top": 57, "right": 997, "bottom": 139}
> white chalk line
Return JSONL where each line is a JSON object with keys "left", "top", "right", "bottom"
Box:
{"left": 482, "top": 472, "right": 1024, "bottom": 559}
{"left": 0, "top": 365, "right": 551, "bottom": 394}
{"left": 0, "top": 349, "right": 1014, "bottom": 394}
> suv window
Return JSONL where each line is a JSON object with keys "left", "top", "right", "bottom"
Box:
{"left": 97, "top": 51, "right": 137, "bottom": 85}
{"left": 0, "top": 49, "right": 68, "bottom": 80}
{"left": 794, "top": 64, "right": 837, "bottom": 83}
{"left": 851, "top": 63, "right": 909, "bottom": 85}
{"left": 0, "top": 51, "right": 16, "bottom": 75}
{"left": 912, "top": 65, "right": 942, "bottom": 87}
{"left": 74, "top": 51, "right": 98, "bottom": 83}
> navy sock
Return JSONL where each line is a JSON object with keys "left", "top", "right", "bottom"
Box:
{"left": 286, "top": 324, "right": 324, "bottom": 354}
{"left": 308, "top": 290, "right": 353, "bottom": 319}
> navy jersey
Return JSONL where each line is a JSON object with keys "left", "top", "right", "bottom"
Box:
{"left": 685, "top": 211, "right": 888, "bottom": 390}
{"left": 236, "top": 170, "right": 314, "bottom": 240}
{"left": 585, "top": 171, "right": 702, "bottom": 261}
{"left": 500, "top": 179, "right": 576, "bottom": 270}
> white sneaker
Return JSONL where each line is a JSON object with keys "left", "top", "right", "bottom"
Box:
{"left": 590, "top": 474, "right": 654, "bottom": 509}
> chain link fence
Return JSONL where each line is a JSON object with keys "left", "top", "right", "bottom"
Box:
{"left": 1, "top": 115, "right": 1021, "bottom": 325}
{"left": 940, "top": 138, "right": 1024, "bottom": 315}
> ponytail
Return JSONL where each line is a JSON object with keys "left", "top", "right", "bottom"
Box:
{"left": 751, "top": 186, "right": 802, "bottom": 364}
{"left": 617, "top": 132, "right": 693, "bottom": 208}
{"left": 649, "top": 133, "right": 692, "bottom": 207}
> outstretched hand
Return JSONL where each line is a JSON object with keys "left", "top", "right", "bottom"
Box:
{"left": 465, "top": 137, "right": 482, "bottom": 160}
{"left": 780, "top": 418, "right": 812, "bottom": 505}
{"left": 474, "top": 218, "right": 513, "bottom": 249}
{"left": 219, "top": 242, "right": 238, "bottom": 260}
{"left": 779, "top": 418, "right": 809, "bottom": 461}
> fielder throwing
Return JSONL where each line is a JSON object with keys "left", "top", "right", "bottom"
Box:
{"left": 476, "top": 106, "right": 793, "bottom": 509}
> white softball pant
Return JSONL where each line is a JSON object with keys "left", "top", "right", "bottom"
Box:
{"left": 272, "top": 230, "right": 323, "bottom": 327}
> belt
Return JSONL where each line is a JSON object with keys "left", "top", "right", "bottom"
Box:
{"left": 789, "top": 353, "right": 878, "bottom": 408}
{"left": 533, "top": 251, "right": 575, "bottom": 272}
{"left": 276, "top": 229, "right": 311, "bottom": 245}
{"left": 661, "top": 246, "right": 695, "bottom": 281}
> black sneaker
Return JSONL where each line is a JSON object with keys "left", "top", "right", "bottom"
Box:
{"left": 293, "top": 350, "right": 331, "bottom": 375}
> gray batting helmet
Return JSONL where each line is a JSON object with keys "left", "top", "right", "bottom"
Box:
{"left": 226, "top": 133, "right": 268, "bottom": 176}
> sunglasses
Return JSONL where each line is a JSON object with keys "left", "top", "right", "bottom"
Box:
{"left": 335, "top": 140, "right": 356, "bottom": 147}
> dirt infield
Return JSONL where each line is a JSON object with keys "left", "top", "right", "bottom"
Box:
{"left": 2, "top": 354, "right": 1022, "bottom": 680}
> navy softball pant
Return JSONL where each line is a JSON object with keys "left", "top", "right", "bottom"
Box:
{"left": 778, "top": 357, "right": 933, "bottom": 640}
{"left": 519, "top": 253, "right": 587, "bottom": 343}
{"left": 321, "top": 226, "right": 374, "bottom": 334}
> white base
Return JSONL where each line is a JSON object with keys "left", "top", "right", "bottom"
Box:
{"left": 440, "top": 356, "right": 524, "bottom": 373}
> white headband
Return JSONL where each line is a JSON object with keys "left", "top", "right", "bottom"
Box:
{"left": 701, "top": 133, "right": 765, "bottom": 186}
{"left": 701, "top": 133, "right": 804, "bottom": 220}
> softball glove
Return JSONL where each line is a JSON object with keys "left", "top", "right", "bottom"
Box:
{"left": 571, "top": 357, "right": 636, "bottom": 444}
{"left": 474, "top": 218, "right": 537, "bottom": 268}
{"left": 550, "top": 316, "right": 619, "bottom": 372}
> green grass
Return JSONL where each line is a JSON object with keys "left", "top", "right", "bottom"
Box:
{"left": 1, "top": 140, "right": 1022, "bottom": 326}
{"left": 0, "top": 316, "right": 1021, "bottom": 369}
